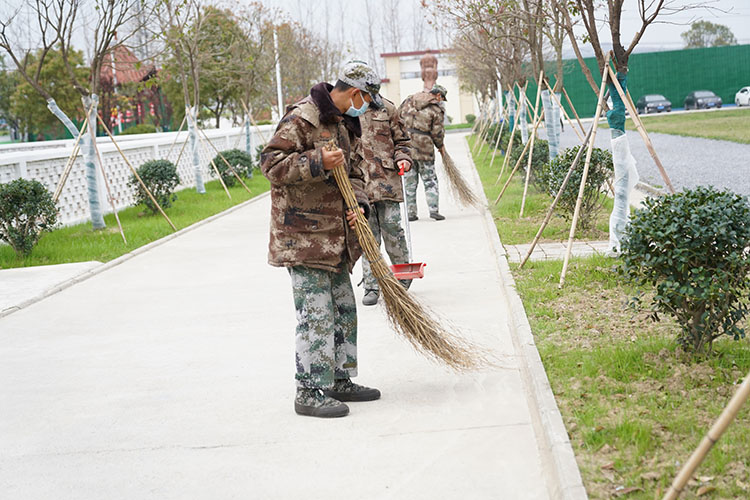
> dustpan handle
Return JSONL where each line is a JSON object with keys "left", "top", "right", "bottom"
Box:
{"left": 399, "top": 166, "right": 413, "bottom": 262}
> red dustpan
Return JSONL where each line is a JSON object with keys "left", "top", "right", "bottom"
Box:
{"left": 390, "top": 165, "right": 427, "bottom": 280}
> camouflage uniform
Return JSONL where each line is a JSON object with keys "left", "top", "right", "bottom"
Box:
{"left": 399, "top": 91, "right": 445, "bottom": 218}
{"left": 261, "top": 81, "right": 369, "bottom": 389}
{"left": 360, "top": 98, "right": 412, "bottom": 292}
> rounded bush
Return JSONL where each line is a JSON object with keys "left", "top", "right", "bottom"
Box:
{"left": 121, "top": 123, "right": 157, "bottom": 135}
{"left": 465, "top": 113, "right": 476, "bottom": 124}
{"left": 211, "top": 149, "right": 254, "bottom": 187}
{"left": 0, "top": 178, "right": 58, "bottom": 257}
{"left": 128, "top": 159, "right": 180, "bottom": 214}
{"left": 537, "top": 145, "right": 613, "bottom": 229}
{"left": 618, "top": 186, "right": 750, "bottom": 354}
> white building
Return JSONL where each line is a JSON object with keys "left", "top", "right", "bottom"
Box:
{"left": 379, "top": 49, "right": 477, "bottom": 124}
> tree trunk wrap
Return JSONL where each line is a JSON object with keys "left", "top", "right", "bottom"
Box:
{"left": 186, "top": 106, "right": 206, "bottom": 194}
{"left": 507, "top": 91, "right": 516, "bottom": 134}
{"left": 608, "top": 134, "right": 639, "bottom": 253}
{"left": 541, "top": 90, "right": 560, "bottom": 159}
{"left": 607, "top": 71, "right": 628, "bottom": 137}
{"left": 80, "top": 95, "right": 106, "bottom": 230}
{"left": 244, "top": 117, "right": 253, "bottom": 178}
{"left": 519, "top": 95, "right": 529, "bottom": 145}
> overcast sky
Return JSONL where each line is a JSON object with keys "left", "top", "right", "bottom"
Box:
{"left": 258, "top": 0, "right": 750, "bottom": 69}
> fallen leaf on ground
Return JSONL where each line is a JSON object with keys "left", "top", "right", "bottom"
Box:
{"left": 696, "top": 485, "right": 715, "bottom": 496}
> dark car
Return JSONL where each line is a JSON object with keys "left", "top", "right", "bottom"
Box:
{"left": 684, "top": 90, "right": 722, "bottom": 110}
{"left": 635, "top": 94, "right": 672, "bottom": 114}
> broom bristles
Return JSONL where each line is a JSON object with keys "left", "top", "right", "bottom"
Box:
{"left": 440, "top": 150, "right": 484, "bottom": 209}
{"left": 326, "top": 141, "right": 490, "bottom": 371}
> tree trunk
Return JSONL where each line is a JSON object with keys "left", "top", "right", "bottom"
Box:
{"left": 186, "top": 106, "right": 206, "bottom": 194}
{"left": 80, "top": 95, "right": 106, "bottom": 229}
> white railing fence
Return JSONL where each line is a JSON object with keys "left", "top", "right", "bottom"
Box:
{"left": 0, "top": 125, "right": 274, "bottom": 226}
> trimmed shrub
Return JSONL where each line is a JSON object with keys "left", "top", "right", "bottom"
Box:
{"left": 0, "top": 178, "right": 58, "bottom": 257}
{"left": 618, "top": 187, "right": 750, "bottom": 355}
{"left": 465, "top": 113, "right": 476, "bottom": 124}
{"left": 129, "top": 159, "right": 180, "bottom": 214}
{"left": 511, "top": 136, "right": 550, "bottom": 192}
{"left": 537, "top": 145, "right": 612, "bottom": 229}
{"left": 211, "top": 149, "right": 254, "bottom": 187}
{"left": 121, "top": 123, "right": 157, "bottom": 135}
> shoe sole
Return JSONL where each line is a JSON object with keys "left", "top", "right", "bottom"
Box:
{"left": 294, "top": 402, "right": 349, "bottom": 418}
{"left": 323, "top": 390, "right": 381, "bottom": 402}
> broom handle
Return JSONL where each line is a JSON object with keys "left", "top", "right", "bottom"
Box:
{"left": 399, "top": 166, "right": 413, "bottom": 262}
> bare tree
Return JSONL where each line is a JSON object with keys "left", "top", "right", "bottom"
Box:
{"left": 1, "top": 0, "right": 149, "bottom": 229}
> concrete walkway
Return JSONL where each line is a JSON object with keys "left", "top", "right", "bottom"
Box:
{"left": 0, "top": 132, "right": 585, "bottom": 499}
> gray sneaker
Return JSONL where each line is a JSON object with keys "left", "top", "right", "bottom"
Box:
{"left": 429, "top": 212, "right": 445, "bottom": 221}
{"left": 324, "top": 378, "right": 381, "bottom": 402}
{"left": 295, "top": 388, "right": 349, "bottom": 418}
{"left": 362, "top": 289, "right": 379, "bottom": 306}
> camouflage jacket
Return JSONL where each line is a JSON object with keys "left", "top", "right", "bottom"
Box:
{"left": 399, "top": 91, "right": 445, "bottom": 162}
{"left": 360, "top": 99, "right": 412, "bottom": 203}
{"left": 261, "top": 82, "right": 369, "bottom": 273}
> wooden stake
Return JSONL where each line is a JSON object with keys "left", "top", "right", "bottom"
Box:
{"left": 494, "top": 83, "right": 526, "bottom": 186}
{"left": 519, "top": 122, "right": 597, "bottom": 268}
{"left": 53, "top": 115, "right": 89, "bottom": 202}
{"left": 494, "top": 108, "right": 546, "bottom": 206}
{"left": 240, "top": 99, "right": 270, "bottom": 144}
{"left": 488, "top": 102, "right": 508, "bottom": 171}
{"left": 96, "top": 113, "right": 177, "bottom": 232}
{"left": 198, "top": 127, "right": 253, "bottom": 195}
{"left": 544, "top": 79, "right": 585, "bottom": 143}
{"left": 91, "top": 129, "right": 127, "bottom": 244}
{"left": 196, "top": 131, "right": 232, "bottom": 199}
{"left": 166, "top": 115, "right": 187, "bottom": 159}
{"left": 562, "top": 86, "right": 584, "bottom": 133}
{"left": 473, "top": 100, "right": 493, "bottom": 155}
{"left": 606, "top": 64, "right": 676, "bottom": 194}
{"left": 520, "top": 71, "right": 545, "bottom": 218}
{"left": 481, "top": 99, "right": 503, "bottom": 162}
{"left": 663, "top": 371, "right": 750, "bottom": 500}
{"left": 559, "top": 53, "right": 611, "bottom": 288}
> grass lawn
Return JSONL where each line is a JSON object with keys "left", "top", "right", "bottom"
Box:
{"left": 0, "top": 175, "right": 270, "bottom": 269}
{"left": 612, "top": 108, "right": 750, "bottom": 144}
{"left": 470, "top": 134, "right": 750, "bottom": 499}
{"left": 469, "top": 135, "right": 613, "bottom": 245}
{"left": 446, "top": 122, "right": 473, "bottom": 130}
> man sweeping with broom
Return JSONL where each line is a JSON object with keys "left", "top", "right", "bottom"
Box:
{"left": 359, "top": 96, "right": 414, "bottom": 306}
{"left": 399, "top": 84, "right": 448, "bottom": 221}
{"left": 260, "top": 61, "right": 384, "bottom": 418}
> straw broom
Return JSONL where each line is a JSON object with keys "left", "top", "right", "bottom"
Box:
{"left": 325, "top": 140, "right": 488, "bottom": 371}
{"left": 439, "top": 147, "right": 483, "bottom": 209}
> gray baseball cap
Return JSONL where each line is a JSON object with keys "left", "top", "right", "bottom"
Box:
{"left": 339, "top": 60, "right": 384, "bottom": 109}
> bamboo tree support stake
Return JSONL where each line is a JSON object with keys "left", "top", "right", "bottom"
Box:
{"left": 662, "top": 371, "right": 750, "bottom": 500}
{"left": 96, "top": 113, "right": 177, "bottom": 231}
{"left": 53, "top": 115, "right": 89, "bottom": 202}
{"left": 544, "top": 79, "right": 585, "bottom": 142}
{"left": 480, "top": 101, "right": 502, "bottom": 162}
{"left": 559, "top": 53, "right": 611, "bottom": 288}
{"left": 523, "top": 92, "right": 538, "bottom": 125}
{"left": 196, "top": 131, "right": 232, "bottom": 199}
{"left": 519, "top": 71, "right": 545, "bottom": 218}
{"left": 91, "top": 132, "right": 127, "bottom": 244}
{"left": 487, "top": 102, "right": 508, "bottom": 171}
{"left": 519, "top": 122, "right": 597, "bottom": 269}
{"left": 472, "top": 98, "right": 493, "bottom": 154}
{"left": 494, "top": 83, "right": 526, "bottom": 185}
{"left": 241, "top": 100, "right": 270, "bottom": 144}
{"left": 562, "top": 86, "right": 584, "bottom": 133}
{"left": 198, "top": 127, "right": 253, "bottom": 195}
{"left": 166, "top": 115, "right": 187, "bottom": 159}
{"left": 494, "top": 108, "right": 546, "bottom": 206}
{"left": 606, "top": 64, "right": 675, "bottom": 194}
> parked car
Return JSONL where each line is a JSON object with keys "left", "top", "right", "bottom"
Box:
{"left": 735, "top": 86, "right": 750, "bottom": 106}
{"left": 684, "top": 90, "right": 722, "bottom": 110}
{"left": 635, "top": 94, "right": 672, "bottom": 114}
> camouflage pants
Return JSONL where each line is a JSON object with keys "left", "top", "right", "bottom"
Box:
{"left": 362, "top": 200, "right": 410, "bottom": 291}
{"left": 404, "top": 160, "right": 439, "bottom": 217}
{"left": 288, "top": 264, "right": 357, "bottom": 389}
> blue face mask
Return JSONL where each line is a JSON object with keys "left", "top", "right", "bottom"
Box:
{"left": 345, "top": 91, "right": 369, "bottom": 117}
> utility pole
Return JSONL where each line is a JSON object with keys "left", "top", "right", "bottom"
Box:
{"left": 273, "top": 28, "right": 284, "bottom": 120}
